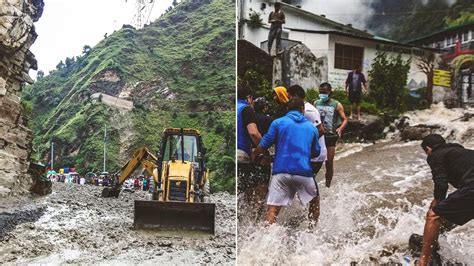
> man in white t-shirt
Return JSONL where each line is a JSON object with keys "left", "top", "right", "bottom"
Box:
{"left": 287, "top": 85, "right": 327, "bottom": 223}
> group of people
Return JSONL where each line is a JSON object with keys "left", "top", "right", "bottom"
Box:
{"left": 49, "top": 174, "right": 86, "bottom": 185}
{"left": 48, "top": 173, "right": 115, "bottom": 186}
{"left": 256, "top": 3, "right": 474, "bottom": 264}
{"left": 238, "top": 80, "right": 474, "bottom": 265}
{"left": 267, "top": 3, "right": 367, "bottom": 122}
{"left": 48, "top": 172, "right": 152, "bottom": 192}
{"left": 123, "top": 175, "right": 151, "bottom": 192}
{"left": 238, "top": 81, "right": 348, "bottom": 224}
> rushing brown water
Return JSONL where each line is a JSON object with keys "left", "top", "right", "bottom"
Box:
{"left": 238, "top": 104, "right": 474, "bottom": 264}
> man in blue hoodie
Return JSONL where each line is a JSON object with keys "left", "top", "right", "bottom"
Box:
{"left": 252, "top": 98, "right": 321, "bottom": 224}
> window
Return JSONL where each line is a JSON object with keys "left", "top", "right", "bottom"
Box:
{"left": 462, "top": 31, "right": 469, "bottom": 43}
{"left": 163, "top": 135, "right": 199, "bottom": 163}
{"left": 334, "top": 43, "right": 364, "bottom": 70}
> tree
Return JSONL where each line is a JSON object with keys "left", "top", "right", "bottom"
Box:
{"left": 368, "top": 51, "right": 411, "bottom": 113}
{"left": 36, "top": 70, "right": 44, "bottom": 80}
{"left": 416, "top": 51, "right": 436, "bottom": 104}
{"left": 56, "top": 60, "right": 65, "bottom": 70}
{"left": 172, "top": 0, "right": 178, "bottom": 7}
{"left": 65, "top": 57, "right": 75, "bottom": 69}
{"left": 82, "top": 45, "right": 92, "bottom": 55}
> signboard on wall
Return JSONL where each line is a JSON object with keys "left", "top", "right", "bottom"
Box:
{"left": 433, "top": 69, "right": 451, "bottom": 87}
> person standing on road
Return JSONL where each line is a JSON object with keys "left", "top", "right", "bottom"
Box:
{"left": 418, "top": 134, "right": 474, "bottom": 266}
{"left": 345, "top": 65, "right": 367, "bottom": 120}
{"left": 267, "top": 2, "right": 285, "bottom": 55}
{"left": 252, "top": 98, "right": 321, "bottom": 224}
{"left": 315, "top": 82, "right": 348, "bottom": 188}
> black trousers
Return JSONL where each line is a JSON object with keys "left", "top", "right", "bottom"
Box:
{"left": 268, "top": 27, "right": 282, "bottom": 53}
{"left": 237, "top": 162, "right": 271, "bottom": 193}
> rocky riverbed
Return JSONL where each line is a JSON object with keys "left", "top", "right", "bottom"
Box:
{"left": 0, "top": 182, "right": 236, "bottom": 264}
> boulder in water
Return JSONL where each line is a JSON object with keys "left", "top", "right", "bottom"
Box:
{"left": 400, "top": 125, "right": 441, "bottom": 141}
{"left": 29, "top": 163, "right": 51, "bottom": 196}
{"left": 345, "top": 115, "right": 385, "bottom": 141}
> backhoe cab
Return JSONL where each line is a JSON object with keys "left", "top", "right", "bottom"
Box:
{"left": 101, "top": 128, "right": 215, "bottom": 233}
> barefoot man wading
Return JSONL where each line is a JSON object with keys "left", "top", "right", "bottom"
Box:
{"left": 252, "top": 98, "right": 321, "bottom": 224}
{"left": 315, "top": 82, "right": 348, "bottom": 188}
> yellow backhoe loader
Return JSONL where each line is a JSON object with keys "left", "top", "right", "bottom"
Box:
{"left": 101, "top": 128, "right": 215, "bottom": 233}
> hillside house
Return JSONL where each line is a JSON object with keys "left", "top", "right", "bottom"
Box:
{"left": 238, "top": 0, "right": 439, "bottom": 97}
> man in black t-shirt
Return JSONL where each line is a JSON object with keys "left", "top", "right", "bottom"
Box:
{"left": 237, "top": 85, "right": 261, "bottom": 161}
{"left": 345, "top": 65, "right": 367, "bottom": 120}
{"left": 268, "top": 2, "right": 285, "bottom": 55}
{"left": 253, "top": 97, "right": 273, "bottom": 135}
{"left": 417, "top": 134, "right": 474, "bottom": 266}
{"left": 237, "top": 86, "right": 271, "bottom": 218}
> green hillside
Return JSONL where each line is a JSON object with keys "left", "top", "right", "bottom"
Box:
{"left": 22, "top": 0, "right": 235, "bottom": 193}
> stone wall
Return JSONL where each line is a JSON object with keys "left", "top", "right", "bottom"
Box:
{"left": 275, "top": 43, "right": 328, "bottom": 90}
{"left": 0, "top": 0, "right": 44, "bottom": 197}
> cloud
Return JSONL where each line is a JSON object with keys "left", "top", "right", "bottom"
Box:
{"left": 300, "top": 0, "right": 376, "bottom": 29}
{"left": 30, "top": 0, "right": 173, "bottom": 77}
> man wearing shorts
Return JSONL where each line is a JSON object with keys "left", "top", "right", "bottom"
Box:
{"left": 345, "top": 65, "right": 367, "bottom": 120}
{"left": 418, "top": 134, "right": 474, "bottom": 266}
{"left": 287, "top": 85, "right": 327, "bottom": 173}
{"left": 315, "top": 82, "right": 348, "bottom": 188}
{"left": 252, "top": 98, "right": 320, "bottom": 224}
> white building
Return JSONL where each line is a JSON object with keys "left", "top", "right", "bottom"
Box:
{"left": 238, "top": 0, "right": 437, "bottom": 91}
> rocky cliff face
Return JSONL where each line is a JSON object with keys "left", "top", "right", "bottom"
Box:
{"left": 0, "top": 0, "right": 44, "bottom": 197}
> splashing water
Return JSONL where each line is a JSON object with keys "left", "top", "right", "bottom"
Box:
{"left": 393, "top": 103, "right": 474, "bottom": 143}
{"left": 238, "top": 104, "right": 474, "bottom": 264}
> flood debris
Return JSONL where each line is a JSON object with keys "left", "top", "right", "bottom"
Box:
{"left": 0, "top": 182, "right": 236, "bottom": 264}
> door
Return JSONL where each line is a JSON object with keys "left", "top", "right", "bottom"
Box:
{"left": 460, "top": 69, "right": 474, "bottom": 106}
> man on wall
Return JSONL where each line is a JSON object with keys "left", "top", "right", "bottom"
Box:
{"left": 267, "top": 2, "right": 285, "bottom": 55}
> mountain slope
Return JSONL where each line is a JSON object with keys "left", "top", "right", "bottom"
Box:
{"left": 23, "top": 0, "right": 235, "bottom": 192}
{"left": 366, "top": 0, "right": 474, "bottom": 42}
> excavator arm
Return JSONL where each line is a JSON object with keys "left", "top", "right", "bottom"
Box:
{"left": 101, "top": 147, "right": 159, "bottom": 198}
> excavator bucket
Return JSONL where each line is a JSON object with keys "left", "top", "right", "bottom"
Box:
{"left": 134, "top": 200, "right": 215, "bottom": 234}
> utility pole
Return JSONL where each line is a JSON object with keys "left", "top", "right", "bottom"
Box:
{"left": 51, "top": 140, "right": 54, "bottom": 170}
{"left": 103, "top": 125, "right": 107, "bottom": 173}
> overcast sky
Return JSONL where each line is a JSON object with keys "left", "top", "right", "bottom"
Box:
{"left": 30, "top": 0, "right": 173, "bottom": 77}
{"left": 302, "top": 0, "right": 375, "bottom": 30}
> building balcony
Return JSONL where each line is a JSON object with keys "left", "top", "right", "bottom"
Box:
{"left": 441, "top": 41, "right": 474, "bottom": 60}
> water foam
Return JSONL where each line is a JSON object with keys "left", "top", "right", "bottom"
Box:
{"left": 238, "top": 103, "right": 474, "bottom": 264}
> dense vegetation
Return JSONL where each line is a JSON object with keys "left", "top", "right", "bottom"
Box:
{"left": 23, "top": 0, "right": 236, "bottom": 193}
{"left": 366, "top": 0, "right": 474, "bottom": 42}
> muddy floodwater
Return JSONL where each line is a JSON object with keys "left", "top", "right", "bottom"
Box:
{"left": 238, "top": 104, "right": 474, "bottom": 264}
{"left": 0, "top": 183, "right": 236, "bottom": 264}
